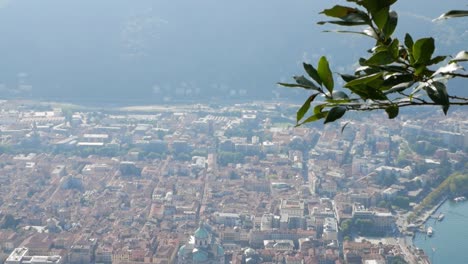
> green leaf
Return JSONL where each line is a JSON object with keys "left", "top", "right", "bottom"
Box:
{"left": 297, "top": 94, "right": 319, "bottom": 123}
{"left": 372, "top": 7, "right": 389, "bottom": 31}
{"left": 385, "top": 104, "right": 399, "bottom": 119}
{"left": 362, "top": 0, "right": 397, "bottom": 14}
{"left": 293, "top": 76, "right": 321, "bottom": 90}
{"left": 348, "top": 85, "right": 388, "bottom": 100}
{"left": 382, "top": 73, "right": 413, "bottom": 88}
{"left": 358, "top": 58, "right": 368, "bottom": 66}
{"left": 404, "top": 33, "right": 414, "bottom": 50}
{"left": 365, "top": 51, "right": 395, "bottom": 65}
{"left": 384, "top": 81, "right": 415, "bottom": 94}
{"left": 428, "top": 56, "right": 447, "bottom": 65}
{"left": 414, "top": 64, "right": 429, "bottom": 76}
{"left": 345, "top": 72, "right": 383, "bottom": 88}
{"left": 321, "top": 5, "right": 359, "bottom": 19}
{"left": 373, "top": 44, "right": 389, "bottom": 53}
{"left": 339, "top": 74, "right": 358, "bottom": 82}
{"left": 317, "top": 56, "right": 334, "bottom": 94}
{"left": 324, "top": 106, "right": 347, "bottom": 124}
{"left": 425, "top": 82, "right": 450, "bottom": 115}
{"left": 376, "top": 65, "right": 409, "bottom": 73}
{"left": 320, "top": 5, "right": 371, "bottom": 25}
{"left": 434, "top": 10, "right": 468, "bottom": 21}
{"left": 364, "top": 75, "right": 386, "bottom": 89}
{"left": 389, "top": 39, "right": 400, "bottom": 59}
{"left": 331, "top": 91, "right": 350, "bottom": 100}
{"left": 413, "top": 38, "right": 435, "bottom": 65}
{"left": 300, "top": 111, "right": 328, "bottom": 125}
{"left": 404, "top": 33, "right": 414, "bottom": 62}
{"left": 314, "top": 104, "right": 327, "bottom": 115}
{"left": 382, "top": 10, "right": 398, "bottom": 37}
{"left": 303, "top": 63, "right": 322, "bottom": 86}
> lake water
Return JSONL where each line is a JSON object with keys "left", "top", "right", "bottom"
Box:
{"left": 413, "top": 200, "right": 468, "bottom": 264}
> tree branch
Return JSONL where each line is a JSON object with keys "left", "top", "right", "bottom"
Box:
{"left": 342, "top": 99, "right": 468, "bottom": 112}
{"left": 449, "top": 95, "right": 468, "bottom": 101}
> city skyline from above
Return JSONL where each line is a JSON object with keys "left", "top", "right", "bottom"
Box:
{"left": 0, "top": 99, "right": 466, "bottom": 263}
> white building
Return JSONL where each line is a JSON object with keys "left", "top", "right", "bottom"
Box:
{"left": 5, "top": 248, "right": 62, "bottom": 264}
{"left": 322, "top": 217, "right": 338, "bottom": 241}
{"left": 213, "top": 212, "right": 241, "bottom": 226}
{"left": 279, "top": 199, "right": 305, "bottom": 217}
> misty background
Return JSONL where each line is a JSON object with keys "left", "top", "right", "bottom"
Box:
{"left": 0, "top": 0, "right": 466, "bottom": 105}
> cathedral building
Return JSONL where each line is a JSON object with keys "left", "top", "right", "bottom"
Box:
{"left": 177, "top": 222, "right": 225, "bottom": 264}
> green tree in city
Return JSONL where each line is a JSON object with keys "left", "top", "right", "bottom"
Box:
{"left": 340, "top": 219, "right": 352, "bottom": 236}
{"left": 389, "top": 256, "right": 408, "bottom": 264}
{"left": 280, "top": 0, "right": 468, "bottom": 126}
{"left": 354, "top": 218, "right": 374, "bottom": 234}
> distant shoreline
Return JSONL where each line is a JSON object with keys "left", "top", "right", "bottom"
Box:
{"left": 0, "top": 96, "right": 305, "bottom": 109}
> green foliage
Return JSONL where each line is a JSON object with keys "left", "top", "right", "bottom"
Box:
{"left": 438, "top": 157, "right": 452, "bottom": 179}
{"left": 280, "top": 0, "right": 468, "bottom": 126}
{"left": 375, "top": 173, "right": 396, "bottom": 187}
{"left": 340, "top": 219, "right": 352, "bottom": 236}
{"left": 317, "top": 56, "right": 334, "bottom": 94}
{"left": 119, "top": 163, "right": 141, "bottom": 176}
{"left": 297, "top": 94, "right": 319, "bottom": 123}
{"left": 96, "top": 146, "right": 123, "bottom": 157}
{"left": 378, "top": 200, "right": 390, "bottom": 209}
{"left": 415, "top": 172, "right": 468, "bottom": 215}
{"left": 354, "top": 218, "right": 374, "bottom": 234}
{"left": 385, "top": 104, "right": 399, "bottom": 119}
{"left": 409, "top": 140, "right": 437, "bottom": 156}
{"left": 392, "top": 196, "right": 410, "bottom": 209}
{"left": 174, "top": 152, "right": 191, "bottom": 161}
{"left": 218, "top": 151, "right": 244, "bottom": 166}
{"left": 1, "top": 214, "right": 20, "bottom": 230}
{"left": 146, "top": 152, "right": 164, "bottom": 160}
{"left": 324, "top": 106, "right": 346, "bottom": 124}
{"left": 389, "top": 256, "right": 408, "bottom": 264}
{"left": 448, "top": 173, "right": 468, "bottom": 194}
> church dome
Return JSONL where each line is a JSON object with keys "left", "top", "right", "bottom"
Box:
{"left": 194, "top": 225, "right": 209, "bottom": 239}
{"left": 192, "top": 250, "right": 209, "bottom": 262}
{"left": 177, "top": 245, "right": 186, "bottom": 256}
{"left": 177, "top": 221, "right": 225, "bottom": 264}
{"left": 217, "top": 244, "right": 224, "bottom": 255}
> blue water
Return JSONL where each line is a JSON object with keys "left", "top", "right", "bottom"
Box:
{"left": 413, "top": 200, "right": 468, "bottom": 264}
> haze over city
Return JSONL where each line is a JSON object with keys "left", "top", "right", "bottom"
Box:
{"left": 0, "top": 0, "right": 465, "bottom": 103}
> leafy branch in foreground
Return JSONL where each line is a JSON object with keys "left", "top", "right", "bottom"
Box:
{"left": 279, "top": 0, "right": 468, "bottom": 126}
